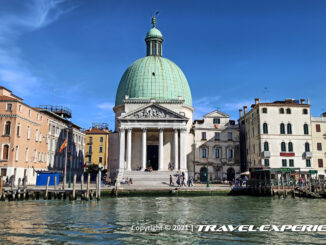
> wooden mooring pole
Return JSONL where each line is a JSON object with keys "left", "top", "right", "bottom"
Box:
{"left": 96, "top": 173, "right": 99, "bottom": 200}
{"left": 86, "top": 173, "right": 90, "bottom": 200}
{"left": 72, "top": 174, "right": 76, "bottom": 200}
{"left": 81, "top": 174, "right": 84, "bottom": 191}
{"left": 0, "top": 177, "right": 2, "bottom": 197}
{"left": 54, "top": 176, "right": 57, "bottom": 190}
{"left": 45, "top": 176, "right": 50, "bottom": 200}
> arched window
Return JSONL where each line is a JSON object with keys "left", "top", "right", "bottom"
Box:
{"left": 264, "top": 142, "right": 269, "bottom": 151}
{"left": 281, "top": 142, "right": 286, "bottom": 152}
{"left": 287, "top": 123, "right": 292, "bottom": 134}
{"left": 286, "top": 108, "right": 291, "bottom": 114}
{"left": 17, "top": 123, "right": 21, "bottom": 137}
{"left": 2, "top": 145, "right": 9, "bottom": 160}
{"left": 280, "top": 123, "right": 285, "bottom": 134}
{"left": 262, "top": 108, "right": 267, "bottom": 113}
{"left": 305, "top": 143, "right": 310, "bottom": 152}
{"left": 25, "top": 148, "right": 29, "bottom": 162}
{"left": 279, "top": 108, "right": 284, "bottom": 114}
{"left": 15, "top": 146, "right": 19, "bottom": 161}
{"left": 263, "top": 123, "right": 268, "bottom": 134}
{"left": 4, "top": 121, "right": 11, "bottom": 135}
{"left": 304, "top": 124, "right": 309, "bottom": 135}
{"left": 27, "top": 126, "right": 31, "bottom": 139}
{"left": 288, "top": 142, "right": 293, "bottom": 152}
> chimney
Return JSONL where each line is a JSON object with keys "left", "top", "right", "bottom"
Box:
{"left": 239, "top": 109, "right": 243, "bottom": 118}
{"left": 254, "top": 98, "right": 260, "bottom": 104}
{"left": 243, "top": 106, "right": 247, "bottom": 115}
{"left": 322, "top": 112, "right": 326, "bottom": 118}
{"left": 300, "top": 99, "right": 305, "bottom": 104}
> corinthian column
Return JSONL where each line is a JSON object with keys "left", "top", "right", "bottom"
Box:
{"left": 118, "top": 128, "right": 125, "bottom": 170}
{"left": 126, "top": 128, "right": 132, "bottom": 171}
{"left": 180, "top": 128, "right": 187, "bottom": 171}
{"left": 158, "top": 128, "right": 164, "bottom": 170}
{"left": 174, "top": 128, "right": 179, "bottom": 170}
{"left": 142, "top": 128, "right": 147, "bottom": 170}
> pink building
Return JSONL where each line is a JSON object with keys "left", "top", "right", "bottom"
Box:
{"left": 0, "top": 86, "right": 48, "bottom": 185}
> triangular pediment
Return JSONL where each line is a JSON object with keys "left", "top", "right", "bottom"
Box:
{"left": 204, "top": 110, "right": 229, "bottom": 118}
{"left": 119, "top": 103, "right": 188, "bottom": 121}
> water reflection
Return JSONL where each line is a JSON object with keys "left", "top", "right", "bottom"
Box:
{"left": 0, "top": 197, "right": 325, "bottom": 244}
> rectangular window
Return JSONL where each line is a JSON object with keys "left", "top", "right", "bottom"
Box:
{"left": 201, "top": 148, "right": 207, "bottom": 158}
{"left": 306, "top": 159, "right": 311, "bottom": 167}
{"left": 201, "top": 132, "right": 206, "bottom": 140}
{"left": 282, "top": 159, "right": 287, "bottom": 167}
{"left": 214, "top": 132, "right": 220, "bottom": 140}
{"left": 99, "top": 146, "right": 103, "bottom": 153}
{"left": 215, "top": 148, "right": 220, "bottom": 158}
{"left": 316, "top": 124, "right": 321, "bottom": 132}
{"left": 227, "top": 132, "right": 232, "bottom": 140}
{"left": 317, "top": 143, "right": 322, "bottom": 151}
{"left": 264, "top": 159, "right": 269, "bottom": 167}
{"left": 213, "top": 118, "right": 220, "bottom": 124}
{"left": 228, "top": 149, "right": 233, "bottom": 159}
{"left": 88, "top": 146, "right": 92, "bottom": 153}
{"left": 88, "top": 156, "right": 92, "bottom": 163}
{"left": 262, "top": 108, "right": 267, "bottom": 113}
{"left": 6, "top": 103, "right": 12, "bottom": 111}
{"left": 100, "top": 137, "right": 104, "bottom": 143}
{"left": 318, "top": 159, "right": 324, "bottom": 168}
{"left": 289, "top": 159, "right": 294, "bottom": 167}
{"left": 19, "top": 105, "right": 22, "bottom": 112}
{"left": 99, "top": 156, "right": 103, "bottom": 164}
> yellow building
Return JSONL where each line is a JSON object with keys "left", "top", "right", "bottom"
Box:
{"left": 84, "top": 123, "right": 110, "bottom": 169}
{"left": 311, "top": 114, "right": 326, "bottom": 178}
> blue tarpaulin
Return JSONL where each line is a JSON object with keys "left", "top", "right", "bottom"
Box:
{"left": 36, "top": 172, "right": 60, "bottom": 186}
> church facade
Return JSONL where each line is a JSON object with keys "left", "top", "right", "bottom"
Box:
{"left": 109, "top": 17, "right": 195, "bottom": 184}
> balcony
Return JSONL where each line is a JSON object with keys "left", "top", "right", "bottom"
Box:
{"left": 303, "top": 152, "right": 312, "bottom": 159}
{"left": 261, "top": 151, "right": 271, "bottom": 158}
{"left": 85, "top": 151, "right": 92, "bottom": 156}
{"left": 87, "top": 141, "right": 93, "bottom": 145}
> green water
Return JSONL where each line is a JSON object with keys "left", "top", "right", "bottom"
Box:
{"left": 0, "top": 196, "right": 325, "bottom": 244}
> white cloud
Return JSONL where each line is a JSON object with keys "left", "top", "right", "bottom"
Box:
{"left": 0, "top": 0, "right": 74, "bottom": 96}
{"left": 97, "top": 102, "right": 115, "bottom": 111}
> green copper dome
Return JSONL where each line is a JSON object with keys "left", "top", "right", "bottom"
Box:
{"left": 146, "top": 27, "right": 163, "bottom": 39}
{"left": 115, "top": 56, "right": 192, "bottom": 106}
{"left": 115, "top": 16, "right": 192, "bottom": 107}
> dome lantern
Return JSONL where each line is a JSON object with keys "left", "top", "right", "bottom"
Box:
{"left": 145, "top": 14, "right": 163, "bottom": 56}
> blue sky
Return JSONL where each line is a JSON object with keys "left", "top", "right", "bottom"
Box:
{"left": 1, "top": 0, "right": 326, "bottom": 130}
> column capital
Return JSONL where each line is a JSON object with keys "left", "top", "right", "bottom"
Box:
{"left": 141, "top": 127, "right": 147, "bottom": 132}
{"left": 158, "top": 128, "right": 164, "bottom": 132}
{"left": 180, "top": 128, "right": 187, "bottom": 132}
{"left": 126, "top": 127, "right": 132, "bottom": 131}
{"left": 173, "top": 128, "right": 179, "bottom": 132}
{"left": 119, "top": 127, "right": 126, "bottom": 132}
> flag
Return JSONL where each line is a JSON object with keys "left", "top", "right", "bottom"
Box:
{"left": 59, "top": 139, "right": 67, "bottom": 153}
{"left": 214, "top": 124, "right": 219, "bottom": 129}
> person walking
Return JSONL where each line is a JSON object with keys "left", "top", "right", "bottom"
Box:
{"left": 177, "top": 175, "right": 181, "bottom": 187}
{"left": 170, "top": 175, "right": 174, "bottom": 186}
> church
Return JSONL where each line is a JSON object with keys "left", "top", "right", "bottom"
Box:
{"left": 109, "top": 16, "right": 240, "bottom": 185}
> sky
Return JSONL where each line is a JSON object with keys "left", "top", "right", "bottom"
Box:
{"left": 0, "top": 0, "right": 326, "bottom": 130}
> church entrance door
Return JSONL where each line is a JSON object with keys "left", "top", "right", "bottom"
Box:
{"left": 147, "top": 145, "right": 159, "bottom": 170}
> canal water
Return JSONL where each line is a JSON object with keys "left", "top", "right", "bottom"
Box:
{"left": 0, "top": 196, "right": 325, "bottom": 244}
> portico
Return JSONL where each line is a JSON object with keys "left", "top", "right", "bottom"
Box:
{"left": 117, "top": 103, "right": 188, "bottom": 172}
